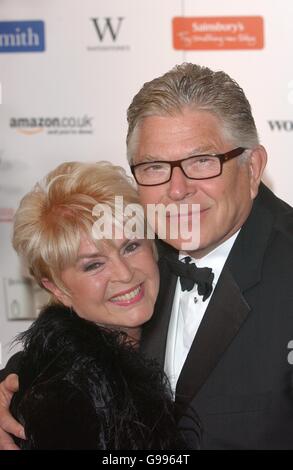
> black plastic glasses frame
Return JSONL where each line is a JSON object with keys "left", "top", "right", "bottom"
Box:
{"left": 130, "top": 147, "right": 247, "bottom": 186}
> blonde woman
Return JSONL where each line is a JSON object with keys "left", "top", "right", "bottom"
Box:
{"left": 4, "top": 161, "right": 187, "bottom": 449}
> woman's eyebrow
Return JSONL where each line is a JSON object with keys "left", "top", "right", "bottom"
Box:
{"left": 76, "top": 252, "right": 101, "bottom": 261}
{"left": 76, "top": 239, "right": 134, "bottom": 262}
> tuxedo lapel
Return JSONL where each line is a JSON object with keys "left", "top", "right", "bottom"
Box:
{"left": 176, "top": 185, "right": 276, "bottom": 411}
{"left": 140, "top": 252, "right": 178, "bottom": 366}
{"left": 175, "top": 266, "right": 250, "bottom": 410}
{"left": 142, "top": 184, "right": 280, "bottom": 413}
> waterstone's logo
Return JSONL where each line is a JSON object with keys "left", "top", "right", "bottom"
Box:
{"left": 0, "top": 21, "right": 45, "bottom": 53}
{"left": 91, "top": 196, "right": 200, "bottom": 251}
{"left": 88, "top": 17, "right": 130, "bottom": 51}
{"left": 268, "top": 120, "right": 293, "bottom": 132}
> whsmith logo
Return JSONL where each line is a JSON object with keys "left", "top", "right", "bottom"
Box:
{"left": 88, "top": 17, "right": 130, "bottom": 51}
{"left": 0, "top": 20, "right": 45, "bottom": 53}
{"left": 268, "top": 120, "right": 293, "bottom": 131}
{"left": 10, "top": 115, "right": 94, "bottom": 136}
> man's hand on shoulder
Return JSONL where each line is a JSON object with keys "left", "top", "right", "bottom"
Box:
{"left": 0, "top": 374, "right": 25, "bottom": 450}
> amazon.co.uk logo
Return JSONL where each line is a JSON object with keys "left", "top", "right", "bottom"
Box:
{"left": 9, "top": 115, "right": 94, "bottom": 136}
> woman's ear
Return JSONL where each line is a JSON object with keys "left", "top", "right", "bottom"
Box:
{"left": 41, "top": 278, "right": 72, "bottom": 307}
{"left": 249, "top": 145, "right": 268, "bottom": 199}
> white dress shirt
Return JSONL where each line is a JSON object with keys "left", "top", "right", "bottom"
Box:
{"left": 164, "top": 231, "right": 240, "bottom": 395}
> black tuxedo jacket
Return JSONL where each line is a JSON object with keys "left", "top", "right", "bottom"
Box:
{"left": 141, "top": 183, "right": 293, "bottom": 449}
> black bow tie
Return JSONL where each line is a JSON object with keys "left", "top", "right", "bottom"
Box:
{"left": 166, "top": 256, "right": 214, "bottom": 301}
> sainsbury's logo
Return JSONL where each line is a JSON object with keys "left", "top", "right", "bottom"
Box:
{"left": 173, "top": 16, "right": 264, "bottom": 50}
{"left": 0, "top": 20, "right": 45, "bottom": 53}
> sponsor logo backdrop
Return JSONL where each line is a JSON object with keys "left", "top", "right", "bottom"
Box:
{"left": 0, "top": 0, "right": 292, "bottom": 363}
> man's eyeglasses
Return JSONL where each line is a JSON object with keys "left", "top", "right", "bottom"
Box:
{"left": 130, "top": 147, "right": 247, "bottom": 187}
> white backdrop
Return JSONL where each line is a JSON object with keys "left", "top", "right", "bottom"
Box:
{"left": 0, "top": 0, "right": 293, "bottom": 365}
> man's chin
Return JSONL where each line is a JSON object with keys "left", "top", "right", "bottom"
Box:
{"left": 164, "top": 237, "right": 201, "bottom": 253}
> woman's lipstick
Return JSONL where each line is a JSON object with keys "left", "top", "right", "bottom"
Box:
{"left": 109, "top": 283, "right": 144, "bottom": 306}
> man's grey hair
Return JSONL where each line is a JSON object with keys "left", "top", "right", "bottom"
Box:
{"left": 126, "top": 63, "right": 259, "bottom": 164}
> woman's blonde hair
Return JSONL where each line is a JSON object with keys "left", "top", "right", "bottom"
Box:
{"left": 13, "top": 161, "right": 140, "bottom": 296}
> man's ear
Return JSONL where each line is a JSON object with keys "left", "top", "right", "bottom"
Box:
{"left": 41, "top": 278, "right": 71, "bottom": 307}
{"left": 249, "top": 145, "right": 268, "bottom": 199}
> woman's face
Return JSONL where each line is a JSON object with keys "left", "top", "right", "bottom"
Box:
{"left": 45, "top": 233, "right": 159, "bottom": 331}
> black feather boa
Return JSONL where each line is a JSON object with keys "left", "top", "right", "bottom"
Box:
{"left": 10, "top": 304, "right": 185, "bottom": 450}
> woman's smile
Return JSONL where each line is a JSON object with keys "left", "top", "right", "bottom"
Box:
{"left": 49, "top": 233, "right": 160, "bottom": 330}
{"left": 109, "top": 283, "right": 144, "bottom": 306}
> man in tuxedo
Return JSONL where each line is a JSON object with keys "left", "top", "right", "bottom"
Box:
{"left": 126, "top": 63, "right": 293, "bottom": 449}
{"left": 1, "top": 63, "right": 293, "bottom": 449}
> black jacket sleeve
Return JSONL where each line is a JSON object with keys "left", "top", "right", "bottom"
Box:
{"left": 12, "top": 380, "right": 102, "bottom": 449}
{"left": 0, "top": 352, "right": 23, "bottom": 382}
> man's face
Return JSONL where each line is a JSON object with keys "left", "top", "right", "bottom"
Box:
{"left": 133, "top": 109, "right": 263, "bottom": 257}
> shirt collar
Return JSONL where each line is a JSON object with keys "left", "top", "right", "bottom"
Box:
{"left": 179, "top": 230, "right": 240, "bottom": 285}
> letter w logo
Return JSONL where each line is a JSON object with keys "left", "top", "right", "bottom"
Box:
{"left": 91, "top": 17, "right": 124, "bottom": 42}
